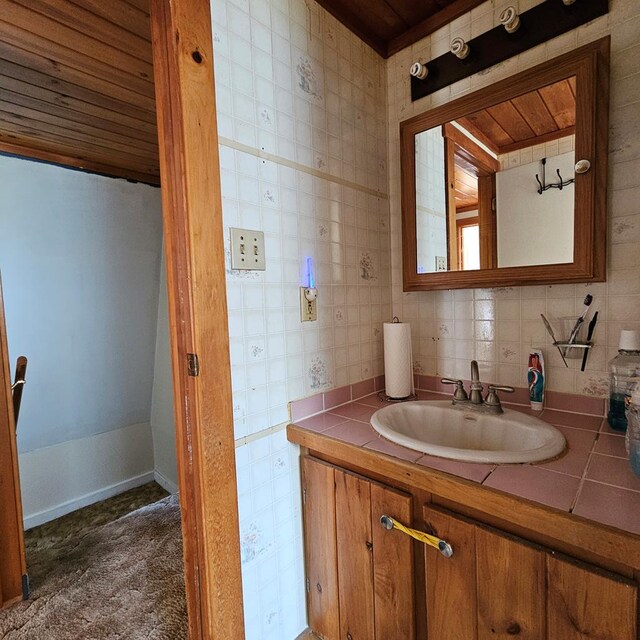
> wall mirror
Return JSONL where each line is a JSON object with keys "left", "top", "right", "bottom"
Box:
{"left": 401, "top": 37, "right": 610, "bottom": 291}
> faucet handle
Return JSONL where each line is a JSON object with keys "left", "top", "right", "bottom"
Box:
{"left": 441, "top": 378, "right": 469, "bottom": 401}
{"left": 485, "top": 384, "right": 515, "bottom": 409}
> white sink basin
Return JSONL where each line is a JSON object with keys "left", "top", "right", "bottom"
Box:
{"left": 370, "top": 401, "right": 565, "bottom": 464}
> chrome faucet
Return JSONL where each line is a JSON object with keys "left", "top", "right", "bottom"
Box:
{"left": 469, "top": 360, "right": 483, "bottom": 405}
{"left": 441, "top": 360, "right": 515, "bottom": 414}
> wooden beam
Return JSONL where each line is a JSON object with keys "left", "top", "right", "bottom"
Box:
{"left": 149, "top": 1, "right": 245, "bottom": 638}
{"left": 0, "top": 138, "right": 160, "bottom": 185}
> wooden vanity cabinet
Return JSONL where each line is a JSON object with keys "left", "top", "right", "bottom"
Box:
{"left": 302, "top": 455, "right": 639, "bottom": 640}
{"left": 302, "top": 456, "right": 415, "bottom": 640}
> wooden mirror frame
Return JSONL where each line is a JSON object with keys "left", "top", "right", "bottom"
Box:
{"left": 401, "top": 37, "right": 610, "bottom": 291}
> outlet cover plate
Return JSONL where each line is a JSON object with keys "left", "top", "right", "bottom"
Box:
{"left": 230, "top": 228, "right": 266, "bottom": 271}
{"left": 300, "top": 288, "right": 317, "bottom": 322}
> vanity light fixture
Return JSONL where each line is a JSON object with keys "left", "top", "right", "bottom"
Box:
{"left": 450, "top": 37, "right": 470, "bottom": 60}
{"left": 408, "top": 0, "right": 608, "bottom": 101}
{"left": 499, "top": 6, "right": 520, "bottom": 34}
{"left": 410, "top": 61, "right": 428, "bottom": 80}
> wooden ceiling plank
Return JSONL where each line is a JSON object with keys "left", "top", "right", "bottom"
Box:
{"left": 538, "top": 79, "right": 576, "bottom": 130}
{"left": 0, "top": 109, "right": 159, "bottom": 162}
{"left": 0, "top": 137, "right": 159, "bottom": 185}
{"left": 458, "top": 112, "right": 513, "bottom": 149}
{"left": 497, "top": 125, "right": 576, "bottom": 155}
{"left": 485, "top": 100, "right": 536, "bottom": 143}
{"left": 0, "top": 4, "right": 154, "bottom": 86}
{"left": 13, "top": 0, "right": 152, "bottom": 64}
{"left": 452, "top": 118, "right": 500, "bottom": 156}
{"left": 0, "top": 69, "right": 158, "bottom": 138}
{"left": 123, "top": 0, "right": 149, "bottom": 15}
{"left": 511, "top": 91, "right": 558, "bottom": 137}
{"left": 0, "top": 93, "right": 158, "bottom": 153}
{"left": 0, "top": 41, "right": 157, "bottom": 115}
{"left": 387, "top": 0, "right": 486, "bottom": 58}
{"left": 0, "top": 127, "right": 158, "bottom": 175}
{"left": 66, "top": 0, "right": 151, "bottom": 42}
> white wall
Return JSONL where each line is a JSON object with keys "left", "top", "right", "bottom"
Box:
{"left": 415, "top": 127, "right": 447, "bottom": 273}
{"left": 21, "top": 422, "right": 155, "bottom": 529}
{"left": 150, "top": 251, "right": 178, "bottom": 493}
{"left": 496, "top": 151, "right": 575, "bottom": 267}
{"left": 0, "top": 154, "right": 166, "bottom": 521}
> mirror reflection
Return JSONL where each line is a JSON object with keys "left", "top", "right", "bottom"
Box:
{"left": 415, "top": 77, "right": 576, "bottom": 274}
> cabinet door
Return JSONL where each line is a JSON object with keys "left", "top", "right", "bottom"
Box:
{"left": 303, "top": 457, "right": 414, "bottom": 640}
{"left": 547, "top": 554, "right": 638, "bottom": 640}
{"left": 302, "top": 457, "right": 340, "bottom": 640}
{"left": 371, "top": 483, "right": 415, "bottom": 639}
{"left": 475, "top": 526, "right": 546, "bottom": 639}
{"left": 424, "top": 507, "right": 546, "bottom": 639}
{"left": 335, "top": 469, "right": 375, "bottom": 640}
{"left": 423, "top": 506, "right": 478, "bottom": 640}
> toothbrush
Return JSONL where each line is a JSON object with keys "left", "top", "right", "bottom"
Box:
{"left": 580, "top": 311, "right": 599, "bottom": 372}
{"left": 567, "top": 294, "right": 593, "bottom": 345}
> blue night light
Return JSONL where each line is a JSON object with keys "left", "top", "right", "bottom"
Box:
{"left": 306, "top": 257, "right": 315, "bottom": 289}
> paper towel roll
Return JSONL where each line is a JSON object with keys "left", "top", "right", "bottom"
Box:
{"left": 383, "top": 320, "right": 414, "bottom": 399}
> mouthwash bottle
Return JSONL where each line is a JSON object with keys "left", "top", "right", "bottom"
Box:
{"left": 608, "top": 330, "right": 640, "bottom": 432}
{"left": 625, "top": 383, "right": 640, "bottom": 477}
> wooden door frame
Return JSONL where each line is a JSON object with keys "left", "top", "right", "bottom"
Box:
{"left": 0, "top": 275, "right": 27, "bottom": 608}
{"left": 150, "top": 1, "right": 244, "bottom": 638}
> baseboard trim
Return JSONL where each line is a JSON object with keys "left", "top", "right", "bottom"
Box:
{"left": 154, "top": 469, "right": 178, "bottom": 495}
{"left": 23, "top": 470, "right": 155, "bottom": 530}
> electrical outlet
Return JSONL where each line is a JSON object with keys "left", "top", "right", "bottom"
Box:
{"left": 435, "top": 256, "right": 447, "bottom": 272}
{"left": 230, "top": 228, "right": 266, "bottom": 270}
{"left": 300, "top": 288, "right": 317, "bottom": 322}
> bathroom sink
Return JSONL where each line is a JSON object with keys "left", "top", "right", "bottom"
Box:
{"left": 370, "top": 401, "right": 565, "bottom": 464}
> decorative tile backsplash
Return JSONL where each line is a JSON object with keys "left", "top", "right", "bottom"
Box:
{"left": 386, "top": 0, "right": 640, "bottom": 399}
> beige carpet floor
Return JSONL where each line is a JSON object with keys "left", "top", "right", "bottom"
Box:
{"left": 0, "top": 483, "right": 188, "bottom": 639}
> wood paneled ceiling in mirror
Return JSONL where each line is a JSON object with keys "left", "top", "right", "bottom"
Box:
{"left": 314, "top": 0, "right": 486, "bottom": 58}
{"left": 0, "top": 0, "right": 159, "bottom": 185}
{"left": 456, "top": 77, "right": 577, "bottom": 156}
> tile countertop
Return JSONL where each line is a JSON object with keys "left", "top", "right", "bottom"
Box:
{"left": 290, "top": 390, "right": 640, "bottom": 537}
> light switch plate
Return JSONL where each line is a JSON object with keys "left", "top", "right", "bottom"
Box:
{"left": 230, "top": 228, "right": 266, "bottom": 270}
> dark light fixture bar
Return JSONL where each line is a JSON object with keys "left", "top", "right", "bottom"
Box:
{"left": 411, "top": 0, "right": 609, "bottom": 102}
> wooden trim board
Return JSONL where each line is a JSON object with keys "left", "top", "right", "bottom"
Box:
{"left": 150, "top": 1, "right": 244, "bottom": 638}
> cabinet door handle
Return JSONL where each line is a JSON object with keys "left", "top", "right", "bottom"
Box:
{"left": 380, "top": 515, "right": 453, "bottom": 558}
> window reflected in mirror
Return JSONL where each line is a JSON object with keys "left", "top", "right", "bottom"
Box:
{"left": 415, "top": 76, "right": 576, "bottom": 274}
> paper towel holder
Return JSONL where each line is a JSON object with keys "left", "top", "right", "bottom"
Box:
{"left": 379, "top": 316, "right": 417, "bottom": 403}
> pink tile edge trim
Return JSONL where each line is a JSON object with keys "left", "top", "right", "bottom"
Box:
{"left": 289, "top": 373, "right": 607, "bottom": 423}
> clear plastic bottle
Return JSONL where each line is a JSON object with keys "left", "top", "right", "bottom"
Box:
{"left": 625, "top": 384, "right": 640, "bottom": 477}
{"left": 607, "top": 330, "right": 640, "bottom": 432}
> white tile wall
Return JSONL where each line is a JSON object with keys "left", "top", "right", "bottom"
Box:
{"left": 387, "top": 0, "right": 640, "bottom": 399}
{"left": 210, "top": 0, "right": 390, "bottom": 635}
